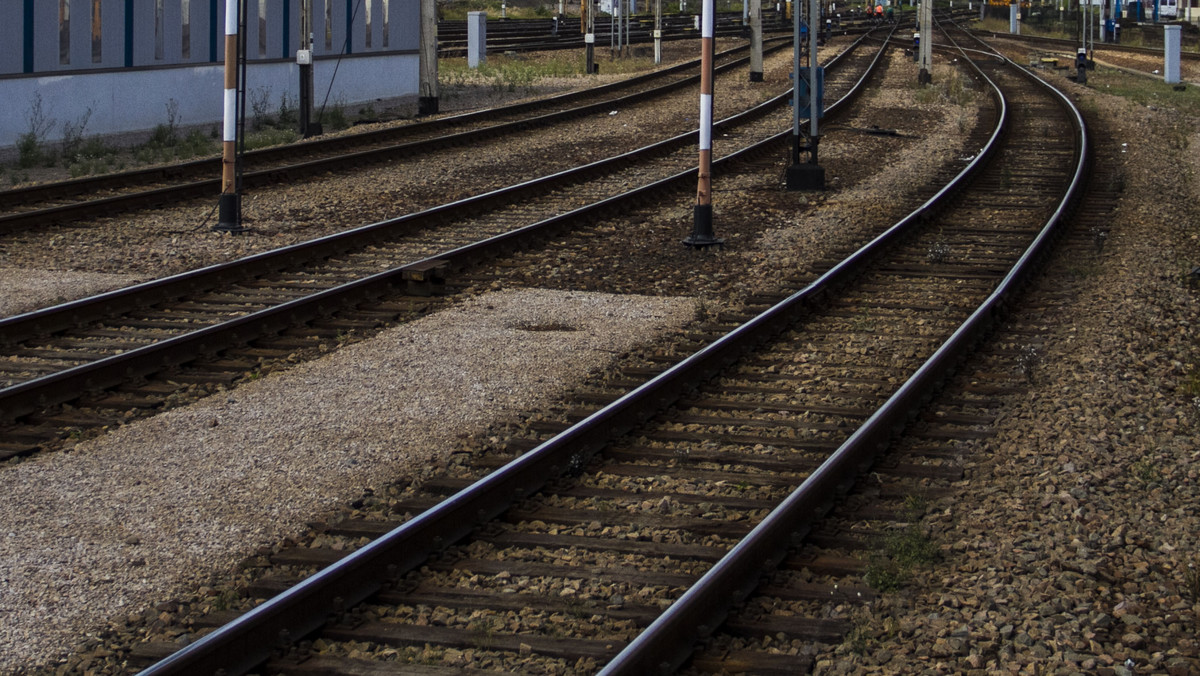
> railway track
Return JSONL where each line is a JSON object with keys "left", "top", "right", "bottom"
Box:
{"left": 122, "top": 21, "right": 1088, "bottom": 675}
{"left": 435, "top": 12, "right": 796, "bottom": 57}
{"left": 970, "top": 26, "right": 1200, "bottom": 63}
{"left": 0, "top": 40, "right": 797, "bottom": 236}
{"left": 0, "top": 32, "right": 889, "bottom": 460}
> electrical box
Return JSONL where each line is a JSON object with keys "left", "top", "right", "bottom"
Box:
{"left": 297, "top": 49, "right": 312, "bottom": 65}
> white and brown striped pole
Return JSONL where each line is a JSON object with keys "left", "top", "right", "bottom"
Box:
{"left": 215, "top": 0, "right": 244, "bottom": 232}
{"left": 684, "top": 0, "right": 721, "bottom": 248}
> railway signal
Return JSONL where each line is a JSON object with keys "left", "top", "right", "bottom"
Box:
{"left": 216, "top": 0, "right": 248, "bottom": 233}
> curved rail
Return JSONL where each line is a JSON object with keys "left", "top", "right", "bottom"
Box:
{"left": 135, "top": 29, "right": 898, "bottom": 676}
{"left": 600, "top": 24, "right": 1090, "bottom": 674}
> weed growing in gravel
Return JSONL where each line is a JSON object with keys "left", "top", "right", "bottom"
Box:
{"left": 913, "top": 65, "right": 976, "bottom": 107}
{"left": 844, "top": 624, "right": 871, "bottom": 655}
{"left": 865, "top": 519, "right": 939, "bottom": 592}
{"left": 60, "top": 106, "right": 122, "bottom": 177}
{"left": 245, "top": 127, "right": 300, "bottom": 151}
{"left": 1017, "top": 344, "right": 1041, "bottom": 383}
{"left": 850, "top": 313, "right": 876, "bottom": 333}
{"left": 18, "top": 93, "right": 56, "bottom": 169}
{"left": 1131, "top": 457, "right": 1161, "bottom": 484}
{"left": 1182, "top": 369, "right": 1200, "bottom": 397}
{"left": 1184, "top": 557, "right": 1200, "bottom": 605}
{"left": 321, "top": 101, "right": 350, "bottom": 131}
{"left": 903, "top": 493, "right": 928, "bottom": 516}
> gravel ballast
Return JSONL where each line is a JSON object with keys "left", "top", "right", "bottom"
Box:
{"left": 806, "top": 59, "right": 1200, "bottom": 675}
{"left": 0, "top": 289, "right": 696, "bottom": 672}
{"left": 7, "top": 36, "right": 1197, "bottom": 675}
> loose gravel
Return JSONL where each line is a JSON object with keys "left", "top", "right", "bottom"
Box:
{"left": 807, "top": 50, "right": 1200, "bottom": 676}
{"left": 11, "top": 36, "right": 1180, "bottom": 675}
{"left": 2, "top": 42, "right": 989, "bottom": 674}
{"left": 0, "top": 289, "right": 696, "bottom": 672}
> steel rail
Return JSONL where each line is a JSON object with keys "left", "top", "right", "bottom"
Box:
{"left": 970, "top": 27, "right": 1200, "bottom": 61}
{"left": 0, "top": 41, "right": 792, "bottom": 344}
{"left": 0, "top": 40, "right": 793, "bottom": 231}
{"left": 600, "top": 24, "right": 1090, "bottom": 675}
{"left": 135, "top": 30, "right": 893, "bottom": 676}
{"left": 0, "top": 33, "right": 873, "bottom": 423}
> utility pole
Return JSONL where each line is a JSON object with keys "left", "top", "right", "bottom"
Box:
{"left": 298, "top": 0, "right": 317, "bottom": 136}
{"left": 918, "top": 0, "right": 932, "bottom": 84}
{"left": 750, "top": 0, "right": 763, "bottom": 80}
{"left": 584, "top": 0, "right": 596, "bottom": 73}
{"left": 684, "top": 0, "right": 722, "bottom": 248}
{"left": 216, "top": 0, "right": 247, "bottom": 233}
{"left": 655, "top": 0, "right": 663, "bottom": 64}
{"left": 419, "top": 0, "right": 439, "bottom": 114}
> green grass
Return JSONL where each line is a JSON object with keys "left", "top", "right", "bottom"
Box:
{"left": 864, "top": 507, "right": 939, "bottom": 592}
{"left": 914, "top": 63, "right": 978, "bottom": 107}
{"left": 1088, "top": 68, "right": 1200, "bottom": 116}
{"left": 133, "top": 128, "right": 219, "bottom": 164}
{"left": 245, "top": 127, "right": 300, "bottom": 151}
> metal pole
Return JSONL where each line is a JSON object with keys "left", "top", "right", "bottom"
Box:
{"left": 919, "top": 0, "right": 932, "bottom": 83}
{"left": 655, "top": 0, "right": 663, "bottom": 64}
{"left": 585, "top": 0, "right": 596, "bottom": 73}
{"left": 808, "top": 0, "right": 817, "bottom": 147}
{"left": 750, "top": 0, "right": 763, "bottom": 80}
{"left": 419, "top": 0, "right": 439, "bottom": 114}
{"left": 684, "top": 0, "right": 722, "bottom": 248}
{"left": 215, "top": 0, "right": 245, "bottom": 233}
{"left": 298, "top": 0, "right": 316, "bottom": 136}
{"left": 791, "top": 0, "right": 801, "bottom": 164}
{"left": 625, "top": 0, "right": 632, "bottom": 54}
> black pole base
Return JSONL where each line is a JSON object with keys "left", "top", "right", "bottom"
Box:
{"left": 418, "top": 96, "right": 439, "bottom": 116}
{"left": 749, "top": 70, "right": 763, "bottom": 82}
{"left": 785, "top": 162, "right": 825, "bottom": 191}
{"left": 684, "top": 204, "right": 724, "bottom": 249}
{"left": 918, "top": 68, "right": 932, "bottom": 85}
{"left": 213, "top": 193, "right": 248, "bottom": 234}
{"left": 1076, "top": 66, "right": 1087, "bottom": 84}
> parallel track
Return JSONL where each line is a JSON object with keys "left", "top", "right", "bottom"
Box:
{"left": 0, "top": 32, "right": 888, "bottom": 459}
{"left": 129, "top": 23, "right": 1088, "bottom": 675}
{"left": 0, "top": 40, "right": 789, "bottom": 235}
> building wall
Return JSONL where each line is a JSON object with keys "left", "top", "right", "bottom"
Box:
{"left": 1, "top": 0, "right": 419, "bottom": 149}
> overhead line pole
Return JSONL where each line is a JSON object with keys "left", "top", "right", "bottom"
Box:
{"left": 215, "top": 0, "right": 246, "bottom": 233}
{"left": 419, "top": 0, "right": 439, "bottom": 114}
{"left": 684, "top": 0, "right": 722, "bottom": 248}
{"left": 655, "top": 0, "right": 663, "bottom": 64}
{"left": 750, "top": 0, "right": 763, "bottom": 81}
